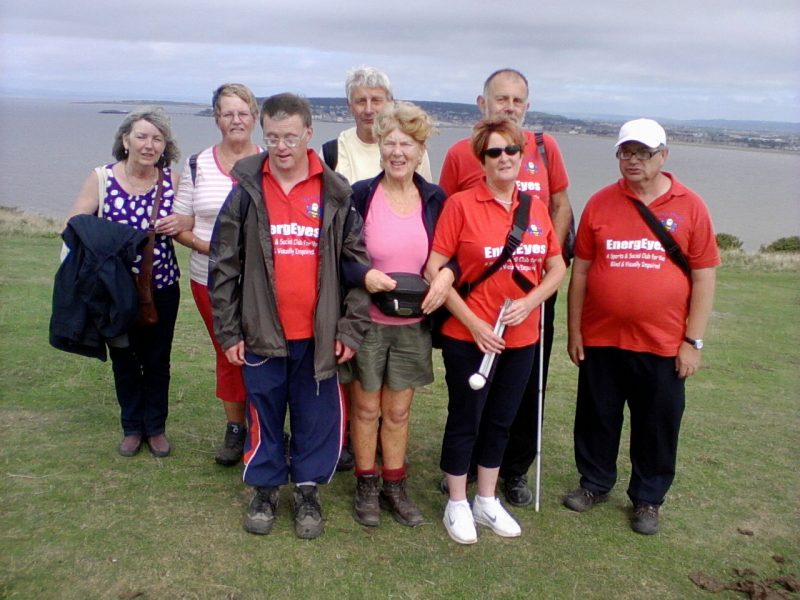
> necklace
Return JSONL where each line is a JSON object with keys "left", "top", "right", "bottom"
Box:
{"left": 122, "top": 163, "right": 158, "bottom": 195}
{"left": 494, "top": 197, "right": 512, "bottom": 207}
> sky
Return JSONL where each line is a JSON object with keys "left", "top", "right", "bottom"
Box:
{"left": 2, "top": 0, "right": 799, "bottom": 123}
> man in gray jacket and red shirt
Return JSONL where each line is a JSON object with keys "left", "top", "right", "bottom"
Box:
{"left": 209, "top": 93, "right": 371, "bottom": 540}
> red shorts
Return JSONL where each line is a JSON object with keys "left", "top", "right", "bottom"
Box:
{"left": 191, "top": 280, "right": 246, "bottom": 403}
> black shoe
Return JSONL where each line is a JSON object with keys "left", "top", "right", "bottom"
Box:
{"left": 631, "top": 503, "right": 660, "bottom": 535}
{"left": 379, "top": 479, "right": 424, "bottom": 527}
{"left": 439, "top": 472, "right": 477, "bottom": 495}
{"left": 503, "top": 475, "right": 534, "bottom": 507}
{"left": 336, "top": 443, "right": 354, "bottom": 472}
{"left": 244, "top": 486, "right": 279, "bottom": 535}
{"left": 353, "top": 474, "right": 381, "bottom": 527}
{"left": 215, "top": 422, "right": 246, "bottom": 466}
{"left": 563, "top": 487, "right": 609, "bottom": 512}
{"left": 293, "top": 485, "right": 324, "bottom": 539}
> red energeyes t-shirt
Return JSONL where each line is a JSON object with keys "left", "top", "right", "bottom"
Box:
{"left": 262, "top": 151, "right": 323, "bottom": 340}
{"left": 575, "top": 173, "right": 720, "bottom": 356}
{"left": 432, "top": 181, "right": 561, "bottom": 348}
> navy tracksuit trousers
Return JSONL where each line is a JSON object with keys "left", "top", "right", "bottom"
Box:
{"left": 242, "top": 339, "right": 343, "bottom": 488}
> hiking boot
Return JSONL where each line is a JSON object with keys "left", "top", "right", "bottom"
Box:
{"left": 244, "top": 486, "right": 279, "bottom": 535}
{"left": 380, "top": 479, "right": 424, "bottom": 527}
{"left": 503, "top": 475, "right": 533, "bottom": 507}
{"left": 353, "top": 474, "right": 380, "bottom": 527}
{"left": 293, "top": 485, "right": 324, "bottom": 539}
{"left": 336, "top": 443, "right": 354, "bottom": 472}
{"left": 118, "top": 434, "right": 142, "bottom": 457}
{"left": 146, "top": 433, "right": 171, "bottom": 458}
{"left": 472, "top": 496, "right": 522, "bottom": 538}
{"left": 631, "top": 503, "right": 660, "bottom": 535}
{"left": 443, "top": 501, "right": 477, "bottom": 545}
{"left": 563, "top": 487, "right": 609, "bottom": 512}
{"left": 439, "top": 472, "right": 478, "bottom": 495}
{"left": 215, "top": 422, "right": 246, "bottom": 466}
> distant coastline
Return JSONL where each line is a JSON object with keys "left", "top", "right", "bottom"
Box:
{"left": 75, "top": 98, "right": 800, "bottom": 153}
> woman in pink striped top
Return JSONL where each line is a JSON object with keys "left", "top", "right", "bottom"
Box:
{"left": 169, "top": 83, "right": 263, "bottom": 466}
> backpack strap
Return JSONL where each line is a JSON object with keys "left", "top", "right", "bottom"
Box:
{"left": 189, "top": 153, "right": 199, "bottom": 185}
{"left": 534, "top": 131, "right": 549, "bottom": 171}
{"left": 321, "top": 139, "right": 338, "bottom": 171}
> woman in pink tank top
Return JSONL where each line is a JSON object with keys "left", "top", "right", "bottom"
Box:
{"left": 343, "top": 102, "right": 454, "bottom": 528}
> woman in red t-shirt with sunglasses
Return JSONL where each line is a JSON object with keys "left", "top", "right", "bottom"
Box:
{"left": 426, "top": 117, "right": 565, "bottom": 545}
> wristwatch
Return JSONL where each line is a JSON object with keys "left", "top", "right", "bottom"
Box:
{"left": 684, "top": 336, "right": 704, "bottom": 350}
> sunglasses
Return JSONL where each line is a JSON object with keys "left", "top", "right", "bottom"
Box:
{"left": 483, "top": 144, "right": 522, "bottom": 159}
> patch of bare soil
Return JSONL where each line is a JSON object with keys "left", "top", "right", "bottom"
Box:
{"left": 689, "top": 563, "right": 799, "bottom": 599}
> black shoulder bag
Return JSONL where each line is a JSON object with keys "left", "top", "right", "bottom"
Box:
{"left": 628, "top": 198, "right": 691, "bottom": 277}
{"left": 431, "top": 192, "right": 534, "bottom": 347}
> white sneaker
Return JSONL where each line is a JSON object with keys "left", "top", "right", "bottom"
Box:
{"left": 443, "top": 501, "right": 478, "bottom": 544}
{"left": 472, "top": 496, "right": 521, "bottom": 538}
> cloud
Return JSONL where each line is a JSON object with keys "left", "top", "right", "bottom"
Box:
{"left": 1, "top": 0, "right": 798, "bottom": 121}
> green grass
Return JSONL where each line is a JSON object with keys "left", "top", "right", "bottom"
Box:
{"left": 1, "top": 231, "right": 798, "bottom": 600}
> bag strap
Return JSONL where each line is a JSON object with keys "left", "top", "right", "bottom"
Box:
{"left": 628, "top": 197, "right": 692, "bottom": 277}
{"left": 139, "top": 170, "right": 165, "bottom": 284}
{"left": 459, "top": 192, "right": 534, "bottom": 297}
{"left": 94, "top": 166, "right": 107, "bottom": 217}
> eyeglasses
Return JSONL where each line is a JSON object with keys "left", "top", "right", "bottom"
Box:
{"left": 263, "top": 131, "right": 308, "bottom": 148}
{"left": 616, "top": 148, "right": 662, "bottom": 161}
{"left": 483, "top": 144, "right": 522, "bottom": 159}
{"left": 219, "top": 111, "right": 253, "bottom": 121}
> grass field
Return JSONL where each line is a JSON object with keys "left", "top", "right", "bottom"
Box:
{"left": 1, "top": 215, "right": 798, "bottom": 599}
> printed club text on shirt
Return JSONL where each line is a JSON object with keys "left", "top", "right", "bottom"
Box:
{"left": 270, "top": 221, "right": 320, "bottom": 257}
{"left": 484, "top": 244, "right": 547, "bottom": 258}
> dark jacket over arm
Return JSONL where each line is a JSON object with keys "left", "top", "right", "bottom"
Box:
{"left": 49, "top": 215, "right": 148, "bottom": 360}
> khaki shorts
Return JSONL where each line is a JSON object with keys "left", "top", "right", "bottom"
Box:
{"left": 341, "top": 321, "right": 434, "bottom": 392}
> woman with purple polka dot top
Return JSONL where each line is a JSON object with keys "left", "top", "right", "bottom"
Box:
{"left": 67, "top": 106, "right": 185, "bottom": 458}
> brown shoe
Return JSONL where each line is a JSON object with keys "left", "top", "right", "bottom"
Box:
{"left": 353, "top": 474, "right": 380, "bottom": 527}
{"left": 380, "top": 479, "right": 424, "bottom": 527}
{"left": 118, "top": 434, "right": 142, "bottom": 457}
{"left": 146, "top": 433, "right": 171, "bottom": 458}
{"left": 563, "top": 487, "right": 609, "bottom": 513}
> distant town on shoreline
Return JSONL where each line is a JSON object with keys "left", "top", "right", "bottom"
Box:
{"left": 92, "top": 97, "right": 800, "bottom": 153}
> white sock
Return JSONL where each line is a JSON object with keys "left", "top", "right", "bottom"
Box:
{"left": 447, "top": 499, "right": 470, "bottom": 509}
{"left": 475, "top": 495, "right": 496, "bottom": 507}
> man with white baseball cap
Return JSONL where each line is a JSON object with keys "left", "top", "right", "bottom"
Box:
{"left": 615, "top": 118, "right": 667, "bottom": 149}
{"left": 562, "top": 118, "right": 720, "bottom": 535}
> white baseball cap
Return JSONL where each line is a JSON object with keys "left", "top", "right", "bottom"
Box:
{"left": 615, "top": 118, "right": 667, "bottom": 148}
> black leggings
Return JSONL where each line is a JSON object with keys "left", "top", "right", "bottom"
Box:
{"left": 439, "top": 337, "right": 535, "bottom": 475}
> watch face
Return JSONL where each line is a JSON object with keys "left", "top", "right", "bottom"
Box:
{"left": 695, "top": 339, "right": 704, "bottom": 350}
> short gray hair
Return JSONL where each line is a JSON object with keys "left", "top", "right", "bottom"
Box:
{"left": 111, "top": 106, "right": 180, "bottom": 167}
{"left": 345, "top": 67, "right": 393, "bottom": 103}
{"left": 482, "top": 68, "right": 529, "bottom": 100}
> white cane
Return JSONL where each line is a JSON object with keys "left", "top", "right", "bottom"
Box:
{"left": 468, "top": 299, "right": 513, "bottom": 391}
{"left": 534, "top": 300, "right": 545, "bottom": 512}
